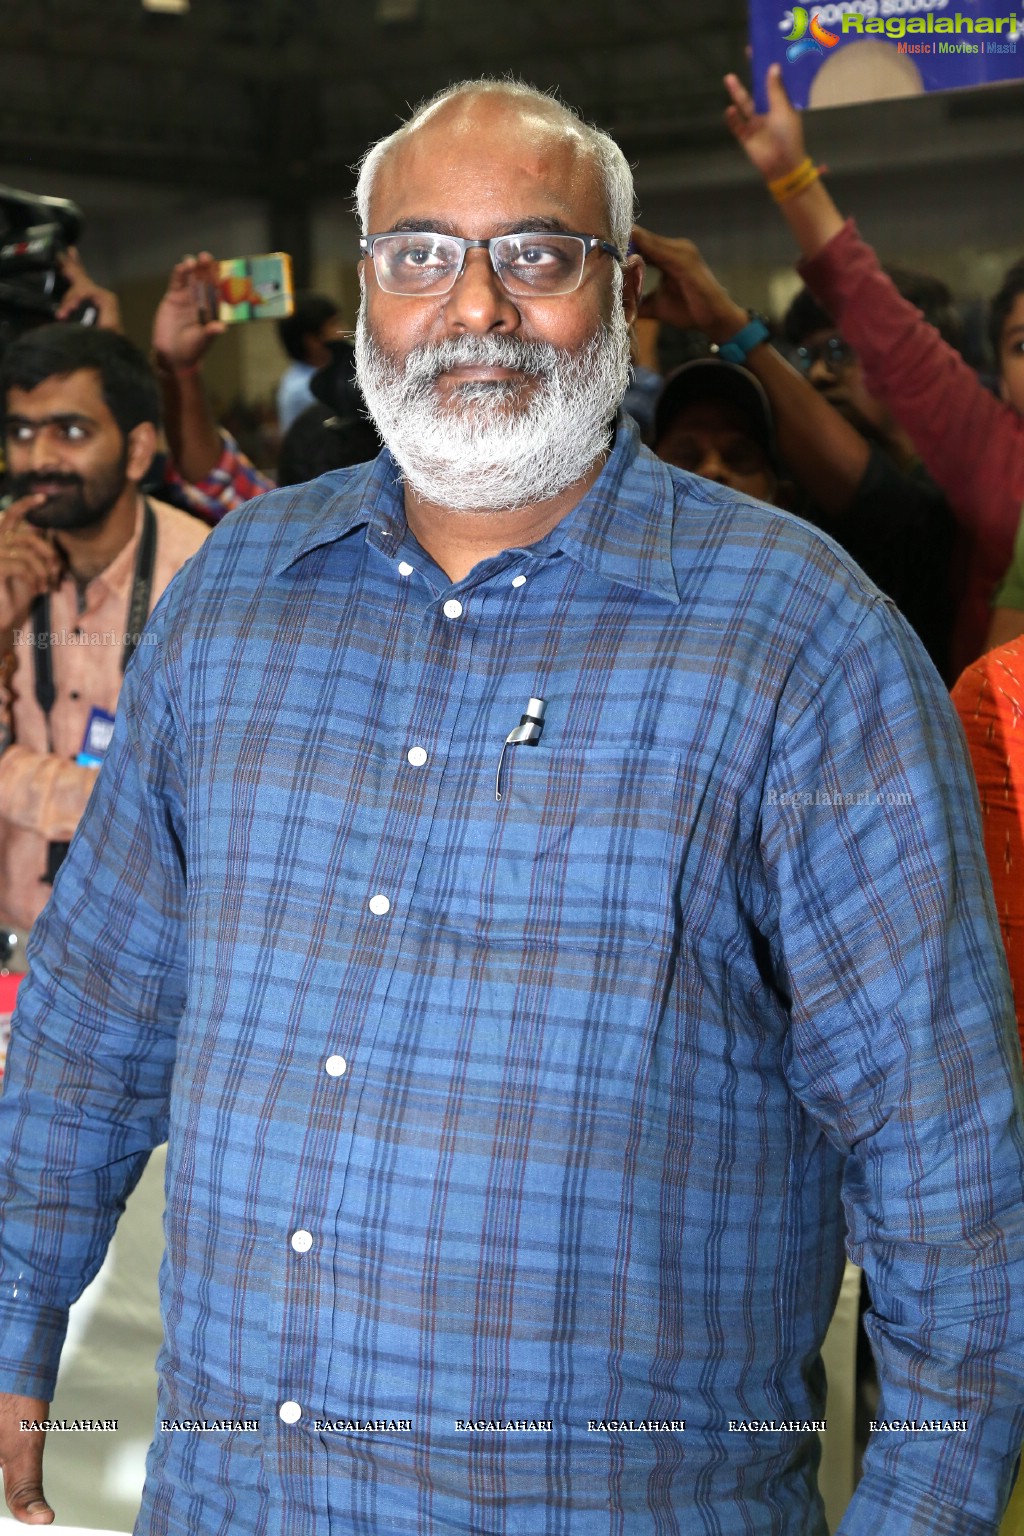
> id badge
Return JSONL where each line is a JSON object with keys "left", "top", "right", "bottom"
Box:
{"left": 76, "top": 706, "right": 116, "bottom": 768}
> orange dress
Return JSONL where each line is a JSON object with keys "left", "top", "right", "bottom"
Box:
{"left": 952, "top": 634, "right": 1024, "bottom": 1060}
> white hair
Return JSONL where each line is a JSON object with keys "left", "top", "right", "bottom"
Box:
{"left": 353, "top": 77, "right": 635, "bottom": 255}
{"left": 354, "top": 290, "right": 632, "bottom": 510}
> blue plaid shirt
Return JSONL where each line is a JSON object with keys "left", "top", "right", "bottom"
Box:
{"left": 1, "top": 417, "right": 1022, "bottom": 1536}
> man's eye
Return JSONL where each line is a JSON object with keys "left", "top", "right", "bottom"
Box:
{"left": 8, "top": 425, "right": 34, "bottom": 444}
{"left": 506, "top": 243, "right": 568, "bottom": 270}
{"left": 393, "top": 242, "right": 451, "bottom": 270}
{"left": 63, "top": 424, "right": 88, "bottom": 442}
{"left": 517, "top": 246, "right": 555, "bottom": 266}
{"left": 722, "top": 441, "right": 762, "bottom": 474}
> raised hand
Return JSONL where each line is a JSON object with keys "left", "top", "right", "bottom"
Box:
{"left": 53, "top": 247, "right": 123, "bottom": 332}
{"left": 151, "top": 251, "right": 227, "bottom": 372}
{"left": 630, "top": 227, "right": 748, "bottom": 345}
{"left": 0, "top": 495, "right": 61, "bottom": 633}
{"left": 724, "top": 64, "right": 807, "bottom": 183}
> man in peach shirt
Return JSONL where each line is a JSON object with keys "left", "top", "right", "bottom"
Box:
{"left": 0, "top": 323, "right": 208, "bottom": 937}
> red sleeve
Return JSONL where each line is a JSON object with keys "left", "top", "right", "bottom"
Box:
{"left": 951, "top": 639, "right": 1024, "bottom": 1063}
{"left": 799, "top": 219, "right": 1024, "bottom": 586}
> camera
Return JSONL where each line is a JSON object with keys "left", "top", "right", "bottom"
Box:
{"left": 0, "top": 182, "right": 85, "bottom": 356}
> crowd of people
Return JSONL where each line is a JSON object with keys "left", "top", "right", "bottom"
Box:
{"left": 0, "top": 63, "right": 1021, "bottom": 1536}
{"left": 6, "top": 62, "right": 1024, "bottom": 1049}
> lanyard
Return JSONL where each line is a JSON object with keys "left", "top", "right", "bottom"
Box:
{"left": 30, "top": 496, "right": 158, "bottom": 721}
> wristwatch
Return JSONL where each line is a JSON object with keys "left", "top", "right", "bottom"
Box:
{"left": 715, "top": 312, "right": 771, "bottom": 365}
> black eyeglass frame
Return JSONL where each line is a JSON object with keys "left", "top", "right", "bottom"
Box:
{"left": 358, "top": 229, "right": 625, "bottom": 296}
{"left": 794, "top": 335, "right": 857, "bottom": 374}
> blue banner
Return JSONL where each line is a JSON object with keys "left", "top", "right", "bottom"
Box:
{"left": 750, "top": 0, "right": 1024, "bottom": 109}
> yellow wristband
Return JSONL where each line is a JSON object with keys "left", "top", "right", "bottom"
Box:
{"left": 768, "top": 158, "right": 822, "bottom": 204}
{"left": 767, "top": 157, "right": 813, "bottom": 195}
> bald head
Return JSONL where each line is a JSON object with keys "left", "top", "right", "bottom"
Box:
{"left": 355, "top": 79, "right": 634, "bottom": 253}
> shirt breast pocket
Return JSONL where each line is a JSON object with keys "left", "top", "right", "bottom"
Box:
{"left": 470, "top": 746, "right": 681, "bottom": 953}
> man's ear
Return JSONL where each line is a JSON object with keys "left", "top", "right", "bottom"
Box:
{"left": 125, "top": 420, "right": 158, "bottom": 485}
{"left": 621, "top": 254, "right": 645, "bottom": 326}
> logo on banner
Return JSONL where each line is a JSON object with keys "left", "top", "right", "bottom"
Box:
{"left": 784, "top": 5, "right": 841, "bottom": 58}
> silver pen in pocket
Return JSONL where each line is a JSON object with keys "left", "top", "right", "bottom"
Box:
{"left": 495, "top": 698, "right": 547, "bottom": 802}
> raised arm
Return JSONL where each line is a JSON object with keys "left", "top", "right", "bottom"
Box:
{"left": 631, "top": 226, "right": 871, "bottom": 518}
{"left": 724, "top": 65, "right": 1024, "bottom": 563}
{"left": 0, "top": 495, "right": 61, "bottom": 651}
{"left": 53, "top": 247, "right": 123, "bottom": 333}
{"left": 151, "top": 251, "right": 229, "bottom": 485}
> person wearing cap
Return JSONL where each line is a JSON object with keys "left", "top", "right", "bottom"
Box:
{"left": 652, "top": 357, "right": 781, "bottom": 505}
{"left": 724, "top": 64, "right": 1024, "bottom": 675}
{"left": 632, "top": 228, "right": 955, "bottom": 684}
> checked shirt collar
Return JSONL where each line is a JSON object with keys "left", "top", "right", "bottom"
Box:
{"left": 273, "top": 412, "right": 681, "bottom": 606}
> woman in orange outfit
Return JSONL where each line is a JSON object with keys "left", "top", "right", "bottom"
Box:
{"left": 952, "top": 633, "right": 1024, "bottom": 1064}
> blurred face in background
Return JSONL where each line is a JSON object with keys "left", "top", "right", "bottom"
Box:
{"left": 304, "top": 315, "right": 340, "bottom": 370}
{"left": 655, "top": 399, "right": 778, "bottom": 504}
{"left": 797, "top": 326, "right": 894, "bottom": 443}
{"left": 998, "top": 292, "right": 1024, "bottom": 415}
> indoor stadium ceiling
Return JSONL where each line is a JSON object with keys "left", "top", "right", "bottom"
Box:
{"left": 0, "top": 0, "right": 752, "bottom": 197}
{"left": 4, "top": 0, "right": 1023, "bottom": 288}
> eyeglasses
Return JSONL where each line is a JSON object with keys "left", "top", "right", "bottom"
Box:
{"left": 359, "top": 229, "right": 623, "bottom": 298}
{"left": 794, "top": 335, "right": 857, "bottom": 374}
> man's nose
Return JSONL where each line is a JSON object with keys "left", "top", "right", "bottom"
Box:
{"left": 807, "top": 356, "right": 835, "bottom": 390}
{"left": 697, "top": 449, "right": 732, "bottom": 487}
{"left": 22, "top": 428, "right": 64, "bottom": 472}
{"left": 443, "top": 248, "right": 519, "bottom": 333}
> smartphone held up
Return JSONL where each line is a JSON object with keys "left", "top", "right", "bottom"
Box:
{"left": 194, "top": 252, "right": 294, "bottom": 325}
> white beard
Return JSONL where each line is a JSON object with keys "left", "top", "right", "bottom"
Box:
{"left": 354, "top": 292, "right": 632, "bottom": 512}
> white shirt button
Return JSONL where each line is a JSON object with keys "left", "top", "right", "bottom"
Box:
{"left": 279, "top": 1401, "right": 302, "bottom": 1424}
{"left": 407, "top": 746, "right": 428, "bottom": 768}
{"left": 398, "top": 561, "right": 414, "bottom": 576}
{"left": 512, "top": 574, "right": 527, "bottom": 588}
{"left": 290, "top": 1229, "right": 313, "bottom": 1253}
{"left": 325, "top": 1054, "right": 347, "bottom": 1077}
{"left": 442, "top": 598, "right": 463, "bottom": 619}
{"left": 368, "top": 893, "right": 391, "bottom": 916}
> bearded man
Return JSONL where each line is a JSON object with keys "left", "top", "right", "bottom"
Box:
{"left": 0, "top": 81, "right": 1021, "bottom": 1536}
{"left": 0, "top": 324, "right": 207, "bottom": 937}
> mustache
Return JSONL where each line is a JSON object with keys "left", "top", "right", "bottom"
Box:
{"left": 400, "top": 333, "right": 561, "bottom": 387}
{"left": 12, "top": 472, "right": 83, "bottom": 495}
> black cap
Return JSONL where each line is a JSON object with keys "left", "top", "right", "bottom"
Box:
{"left": 653, "top": 357, "right": 777, "bottom": 466}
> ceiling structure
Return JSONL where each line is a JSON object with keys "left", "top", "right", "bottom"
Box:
{"left": 0, "top": 0, "right": 755, "bottom": 278}
{"left": 0, "top": 0, "right": 752, "bottom": 189}
{"left": 1, "top": 0, "right": 1022, "bottom": 286}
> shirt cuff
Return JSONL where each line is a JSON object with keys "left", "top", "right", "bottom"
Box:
{"left": 194, "top": 430, "right": 274, "bottom": 502}
{"left": 0, "top": 1299, "right": 70, "bottom": 1401}
{"left": 840, "top": 1446, "right": 1021, "bottom": 1536}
